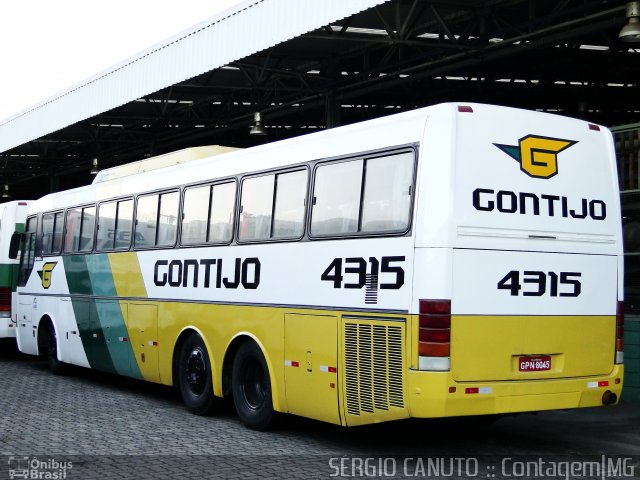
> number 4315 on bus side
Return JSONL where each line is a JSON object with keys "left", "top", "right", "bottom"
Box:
{"left": 497, "top": 270, "right": 581, "bottom": 297}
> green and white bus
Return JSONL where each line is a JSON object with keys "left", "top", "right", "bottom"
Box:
{"left": 12, "top": 103, "right": 623, "bottom": 429}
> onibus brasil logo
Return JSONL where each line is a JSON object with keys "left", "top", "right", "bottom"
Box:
{"left": 37, "top": 262, "right": 57, "bottom": 289}
{"left": 494, "top": 135, "right": 577, "bottom": 179}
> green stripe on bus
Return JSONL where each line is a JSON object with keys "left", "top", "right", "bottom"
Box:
{"left": 0, "top": 263, "right": 16, "bottom": 287}
{"left": 72, "top": 297, "right": 117, "bottom": 374}
{"left": 63, "top": 255, "right": 141, "bottom": 379}
{"left": 87, "top": 255, "right": 141, "bottom": 379}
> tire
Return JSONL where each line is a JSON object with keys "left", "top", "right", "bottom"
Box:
{"left": 177, "top": 333, "right": 221, "bottom": 415}
{"left": 231, "top": 341, "right": 277, "bottom": 430}
{"left": 46, "top": 324, "right": 67, "bottom": 375}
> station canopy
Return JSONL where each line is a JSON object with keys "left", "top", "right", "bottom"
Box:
{"left": 0, "top": 0, "right": 637, "bottom": 198}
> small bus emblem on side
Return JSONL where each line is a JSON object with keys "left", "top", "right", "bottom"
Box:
{"left": 37, "top": 262, "right": 57, "bottom": 289}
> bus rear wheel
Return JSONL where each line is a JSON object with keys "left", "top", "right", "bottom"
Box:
{"left": 231, "top": 341, "right": 277, "bottom": 430}
{"left": 177, "top": 333, "right": 221, "bottom": 415}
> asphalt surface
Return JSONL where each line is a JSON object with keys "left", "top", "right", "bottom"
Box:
{"left": 0, "top": 342, "right": 638, "bottom": 479}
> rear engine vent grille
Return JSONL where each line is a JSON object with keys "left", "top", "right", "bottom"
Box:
{"left": 344, "top": 319, "right": 405, "bottom": 417}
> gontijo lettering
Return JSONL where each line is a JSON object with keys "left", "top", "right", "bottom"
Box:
{"left": 473, "top": 188, "right": 606, "bottom": 220}
{"left": 153, "top": 257, "right": 260, "bottom": 289}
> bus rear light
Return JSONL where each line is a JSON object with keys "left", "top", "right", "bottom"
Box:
{"left": 419, "top": 342, "right": 450, "bottom": 357}
{"left": 419, "top": 328, "right": 450, "bottom": 343}
{"left": 0, "top": 287, "right": 11, "bottom": 312}
{"left": 419, "top": 299, "right": 451, "bottom": 370}
{"left": 615, "top": 301, "right": 624, "bottom": 364}
{"left": 458, "top": 105, "right": 474, "bottom": 113}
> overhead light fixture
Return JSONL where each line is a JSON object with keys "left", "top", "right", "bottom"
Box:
{"left": 90, "top": 158, "right": 100, "bottom": 175}
{"left": 1, "top": 185, "right": 10, "bottom": 199}
{"left": 619, "top": 2, "right": 640, "bottom": 43}
{"left": 250, "top": 112, "right": 267, "bottom": 136}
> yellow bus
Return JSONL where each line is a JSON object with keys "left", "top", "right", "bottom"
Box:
{"left": 12, "top": 103, "right": 623, "bottom": 429}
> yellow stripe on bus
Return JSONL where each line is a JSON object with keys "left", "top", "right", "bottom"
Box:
{"left": 108, "top": 252, "right": 147, "bottom": 298}
{"left": 107, "top": 252, "right": 161, "bottom": 382}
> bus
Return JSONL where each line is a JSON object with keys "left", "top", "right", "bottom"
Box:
{"left": 11, "top": 103, "right": 623, "bottom": 429}
{"left": 0, "top": 200, "right": 29, "bottom": 342}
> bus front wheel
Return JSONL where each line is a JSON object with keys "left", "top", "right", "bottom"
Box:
{"left": 231, "top": 341, "right": 277, "bottom": 430}
{"left": 177, "top": 333, "right": 221, "bottom": 415}
{"left": 43, "top": 322, "right": 67, "bottom": 375}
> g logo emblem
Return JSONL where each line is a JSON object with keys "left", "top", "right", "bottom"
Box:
{"left": 37, "top": 262, "right": 57, "bottom": 289}
{"left": 494, "top": 135, "right": 577, "bottom": 179}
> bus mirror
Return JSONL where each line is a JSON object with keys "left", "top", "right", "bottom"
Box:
{"left": 8, "top": 232, "right": 22, "bottom": 259}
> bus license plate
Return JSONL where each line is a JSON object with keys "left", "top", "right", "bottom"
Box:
{"left": 519, "top": 355, "right": 551, "bottom": 372}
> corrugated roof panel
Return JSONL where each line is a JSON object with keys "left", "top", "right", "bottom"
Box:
{"left": 0, "top": 0, "right": 388, "bottom": 153}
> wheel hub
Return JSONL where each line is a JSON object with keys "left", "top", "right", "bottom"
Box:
{"left": 242, "top": 358, "right": 267, "bottom": 410}
{"left": 185, "top": 347, "right": 207, "bottom": 395}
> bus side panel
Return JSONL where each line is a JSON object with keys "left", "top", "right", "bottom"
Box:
{"left": 0, "top": 202, "right": 29, "bottom": 338}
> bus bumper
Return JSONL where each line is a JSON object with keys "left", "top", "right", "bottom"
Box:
{"left": 0, "top": 315, "right": 16, "bottom": 339}
{"left": 406, "top": 365, "right": 624, "bottom": 418}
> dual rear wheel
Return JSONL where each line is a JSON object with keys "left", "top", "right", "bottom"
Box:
{"left": 177, "top": 334, "right": 276, "bottom": 430}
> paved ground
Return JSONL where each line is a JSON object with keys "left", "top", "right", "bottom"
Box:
{"left": 0, "top": 342, "right": 638, "bottom": 479}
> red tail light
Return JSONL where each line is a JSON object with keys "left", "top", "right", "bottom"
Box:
{"left": 419, "top": 299, "right": 451, "bottom": 360}
{"left": 616, "top": 301, "right": 624, "bottom": 364}
{"left": 0, "top": 287, "right": 11, "bottom": 312}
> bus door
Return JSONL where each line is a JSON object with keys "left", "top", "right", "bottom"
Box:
{"left": 16, "top": 226, "right": 37, "bottom": 352}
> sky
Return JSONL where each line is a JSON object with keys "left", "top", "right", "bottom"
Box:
{"left": 0, "top": 0, "right": 245, "bottom": 123}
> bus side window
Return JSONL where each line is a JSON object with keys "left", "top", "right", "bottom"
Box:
{"left": 96, "top": 202, "right": 117, "bottom": 251}
{"left": 182, "top": 185, "right": 210, "bottom": 244}
{"left": 64, "top": 208, "right": 81, "bottom": 252}
{"left": 311, "top": 160, "right": 363, "bottom": 236}
{"left": 272, "top": 170, "right": 307, "bottom": 239}
{"left": 135, "top": 192, "right": 178, "bottom": 248}
{"left": 239, "top": 170, "right": 307, "bottom": 242}
{"left": 360, "top": 152, "right": 414, "bottom": 233}
{"left": 157, "top": 192, "right": 179, "bottom": 246}
{"left": 135, "top": 194, "right": 158, "bottom": 248}
{"left": 114, "top": 200, "right": 133, "bottom": 250}
{"left": 310, "top": 151, "right": 415, "bottom": 237}
{"left": 41, "top": 211, "right": 64, "bottom": 255}
{"left": 41, "top": 213, "right": 54, "bottom": 254}
{"left": 79, "top": 206, "right": 96, "bottom": 251}
{"left": 240, "top": 175, "right": 274, "bottom": 241}
{"left": 209, "top": 182, "right": 236, "bottom": 243}
{"left": 182, "top": 182, "right": 236, "bottom": 245}
{"left": 18, "top": 216, "right": 38, "bottom": 287}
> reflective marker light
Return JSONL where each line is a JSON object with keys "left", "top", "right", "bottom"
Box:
{"left": 419, "top": 299, "right": 451, "bottom": 371}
